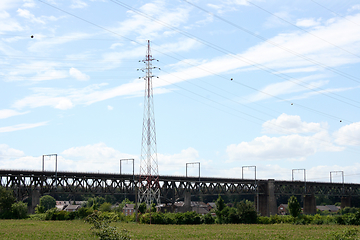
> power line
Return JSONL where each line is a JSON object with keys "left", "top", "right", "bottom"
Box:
{"left": 110, "top": 0, "right": 360, "bottom": 108}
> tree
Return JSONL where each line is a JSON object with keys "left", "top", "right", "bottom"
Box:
{"left": 215, "top": 195, "right": 227, "bottom": 223}
{"left": 99, "top": 202, "right": 112, "bottom": 212}
{"left": 237, "top": 200, "right": 257, "bottom": 224}
{"left": 138, "top": 202, "right": 146, "bottom": 214}
{"left": 40, "top": 195, "right": 56, "bottom": 212}
{"left": 288, "top": 196, "right": 301, "bottom": 218}
{"left": 0, "top": 187, "right": 16, "bottom": 218}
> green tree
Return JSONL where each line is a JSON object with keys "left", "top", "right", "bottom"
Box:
{"left": 0, "top": 187, "right": 16, "bottom": 218}
{"left": 138, "top": 202, "right": 146, "bottom": 214}
{"left": 215, "top": 195, "right": 227, "bottom": 223}
{"left": 215, "top": 195, "right": 226, "bottom": 212}
{"left": 237, "top": 200, "right": 257, "bottom": 223}
{"left": 39, "top": 195, "right": 56, "bottom": 212}
{"left": 11, "top": 201, "right": 28, "bottom": 219}
{"left": 288, "top": 196, "right": 301, "bottom": 218}
{"left": 99, "top": 202, "right": 112, "bottom": 212}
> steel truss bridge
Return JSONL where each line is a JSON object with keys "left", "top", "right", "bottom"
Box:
{"left": 1, "top": 170, "right": 359, "bottom": 216}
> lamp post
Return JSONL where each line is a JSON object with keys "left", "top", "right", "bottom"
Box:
{"left": 119, "top": 158, "right": 136, "bottom": 221}
{"left": 42, "top": 154, "right": 58, "bottom": 188}
{"left": 186, "top": 162, "right": 200, "bottom": 213}
{"left": 330, "top": 171, "right": 344, "bottom": 195}
{"left": 242, "top": 166, "right": 258, "bottom": 213}
{"left": 292, "top": 169, "right": 306, "bottom": 193}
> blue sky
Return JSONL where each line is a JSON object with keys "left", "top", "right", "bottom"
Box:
{"left": 1, "top": 0, "right": 360, "bottom": 183}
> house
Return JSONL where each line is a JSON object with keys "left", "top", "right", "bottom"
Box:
{"left": 123, "top": 204, "right": 135, "bottom": 216}
{"left": 316, "top": 205, "right": 340, "bottom": 213}
{"left": 190, "top": 201, "right": 209, "bottom": 215}
{"left": 278, "top": 204, "right": 289, "bottom": 215}
{"left": 64, "top": 205, "right": 81, "bottom": 212}
{"left": 207, "top": 202, "right": 216, "bottom": 212}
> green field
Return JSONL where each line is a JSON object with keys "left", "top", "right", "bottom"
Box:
{"left": 0, "top": 220, "right": 359, "bottom": 239}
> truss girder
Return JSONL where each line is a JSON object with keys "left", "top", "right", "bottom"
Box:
{"left": 1, "top": 170, "right": 360, "bottom": 201}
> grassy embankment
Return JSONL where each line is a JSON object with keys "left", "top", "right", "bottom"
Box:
{"left": 0, "top": 219, "right": 359, "bottom": 239}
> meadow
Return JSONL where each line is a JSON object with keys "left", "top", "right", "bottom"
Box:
{"left": 0, "top": 220, "right": 359, "bottom": 240}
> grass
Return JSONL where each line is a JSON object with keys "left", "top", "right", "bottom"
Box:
{"left": 0, "top": 220, "right": 359, "bottom": 239}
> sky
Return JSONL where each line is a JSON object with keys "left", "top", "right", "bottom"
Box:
{"left": 0, "top": 0, "right": 360, "bottom": 184}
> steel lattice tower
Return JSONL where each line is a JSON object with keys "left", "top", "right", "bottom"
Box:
{"left": 138, "top": 40, "right": 161, "bottom": 208}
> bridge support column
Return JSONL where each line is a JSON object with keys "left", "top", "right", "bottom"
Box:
{"left": 257, "top": 179, "right": 277, "bottom": 216}
{"left": 183, "top": 191, "right": 191, "bottom": 212}
{"left": 29, "top": 189, "right": 40, "bottom": 214}
{"left": 341, "top": 196, "right": 351, "bottom": 209}
{"left": 303, "top": 195, "right": 316, "bottom": 215}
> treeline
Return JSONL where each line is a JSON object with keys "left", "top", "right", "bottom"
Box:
{"left": 0, "top": 187, "right": 27, "bottom": 219}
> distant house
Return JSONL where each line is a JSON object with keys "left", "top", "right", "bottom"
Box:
{"left": 191, "top": 202, "right": 209, "bottom": 215}
{"left": 316, "top": 205, "right": 340, "bottom": 213}
{"left": 278, "top": 204, "right": 289, "bottom": 215}
{"left": 207, "top": 202, "right": 216, "bottom": 212}
{"left": 65, "top": 205, "right": 81, "bottom": 212}
{"left": 123, "top": 204, "right": 135, "bottom": 216}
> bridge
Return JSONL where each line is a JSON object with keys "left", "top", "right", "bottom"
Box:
{"left": 1, "top": 169, "right": 359, "bottom": 216}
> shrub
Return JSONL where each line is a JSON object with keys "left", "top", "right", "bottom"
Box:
{"left": 257, "top": 216, "right": 270, "bottom": 224}
{"left": 202, "top": 213, "right": 215, "bottom": 224}
{"left": 11, "top": 201, "right": 28, "bottom": 219}
{"left": 78, "top": 207, "right": 94, "bottom": 219}
{"left": 85, "top": 211, "right": 130, "bottom": 240}
{"left": 99, "top": 202, "right": 112, "bottom": 212}
{"left": 45, "top": 208, "right": 59, "bottom": 220}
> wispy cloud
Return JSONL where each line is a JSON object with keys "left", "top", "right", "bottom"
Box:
{"left": 0, "top": 109, "right": 30, "bottom": 119}
{"left": 0, "top": 121, "right": 48, "bottom": 133}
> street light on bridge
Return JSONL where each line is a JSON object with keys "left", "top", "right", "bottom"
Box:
{"left": 42, "top": 154, "right": 58, "bottom": 188}
{"left": 242, "top": 166, "right": 258, "bottom": 213}
{"left": 292, "top": 169, "right": 306, "bottom": 194}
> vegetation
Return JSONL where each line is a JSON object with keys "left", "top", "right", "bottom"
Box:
{"left": 0, "top": 187, "right": 27, "bottom": 219}
{"left": 288, "top": 195, "right": 301, "bottom": 218}
{"left": 0, "top": 219, "right": 359, "bottom": 239}
{"left": 85, "top": 211, "right": 130, "bottom": 240}
{"left": 215, "top": 195, "right": 257, "bottom": 224}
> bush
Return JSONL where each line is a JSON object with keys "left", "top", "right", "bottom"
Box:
{"left": 11, "top": 201, "right": 28, "bottom": 219}
{"left": 85, "top": 211, "right": 131, "bottom": 240}
{"left": 99, "top": 202, "right": 112, "bottom": 212}
{"left": 78, "top": 207, "right": 94, "bottom": 219}
{"left": 202, "top": 213, "right": 215, "bottom": 224}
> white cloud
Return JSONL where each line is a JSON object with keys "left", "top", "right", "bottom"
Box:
{"left": 226, "top": 131, "right": 343, "bottom": 162}
{"left": 23, "top": 0, "right": 36, "bottom": 8}
{"left": 0, "top": 10, "right": 23, "bottom": 32}
{"left": 70, "top": 0, "right": 88, "bottom": 9}
{"left": 107, "top": 105, "right": 113, "bottom": 110}
{"left": 0, "top": 144, "right": 24, "bottom": 160}
{"left": 348, "top": 4, "right": 360, "bottom": 12}
{"left": 28, "top": 32, "right": 93, "bottom": 52}
{"left": 296, "top": 18, "right": 321, "bottom": 28}
{"left": 111, "top": 1, "right": 190, "bottom": 41}
{"left": 158, "top": 147, "right": 201, "bottom": 174}
{"left": 334, "top": 122, "right": 360, "bottom": 146}
{"left": 262, "top": 113, "right": 326, "bottom": 134}
{"left": 17, "top": 8, "right": 45, "bottom": 24}
{"left": 0, "top": 109, "right": 29, "bottom": 119}
{"left": 69, "top": 67, "right": 90, "bottom": 81}
{"left": 0, "top": 122, "right": 48, "bottom": 133}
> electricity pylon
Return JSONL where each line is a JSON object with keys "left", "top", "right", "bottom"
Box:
{"left": 138, "top": 40, "right": 161, "bottom": 208}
